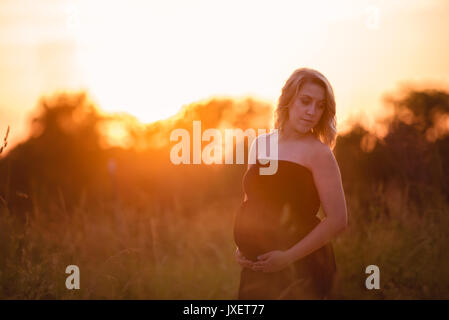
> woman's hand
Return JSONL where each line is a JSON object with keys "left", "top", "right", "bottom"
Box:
{"left": 251, "top": 250, "right": 292, "bottom": 273}
{"left": 235, "top": 247, "right": 254, "bottom": 269}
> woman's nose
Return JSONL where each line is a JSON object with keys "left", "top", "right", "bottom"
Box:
{"left": 306, "top": 104, "right": 317, "bottom": 115}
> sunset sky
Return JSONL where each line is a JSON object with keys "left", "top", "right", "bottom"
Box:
{"left": 1, "top": 0, "right": 449, "bottom": 148}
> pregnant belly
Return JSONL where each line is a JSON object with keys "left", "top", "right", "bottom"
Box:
{"left": 233, "top": 200, "right": 320, "bottom": 261}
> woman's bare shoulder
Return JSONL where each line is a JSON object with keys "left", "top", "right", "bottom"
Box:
{"left": 303, "top": 136, "right": 334, "bottom": 167}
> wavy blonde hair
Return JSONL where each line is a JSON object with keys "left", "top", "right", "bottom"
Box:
{"left": 274, "top": 68, "right": 337, "bottom": 149}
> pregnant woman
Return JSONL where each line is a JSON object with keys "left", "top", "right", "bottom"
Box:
{"left": 233, "top": 68, "right": 348, "bottom": 299}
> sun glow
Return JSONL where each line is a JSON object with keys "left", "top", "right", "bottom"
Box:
{"left": 68, "top": 0, "right": 370, "bottom": 123}
{"left": 1, "top": 0, "right": 449, "bottom": 147}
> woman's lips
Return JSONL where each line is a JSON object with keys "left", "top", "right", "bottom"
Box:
{"left": 301, "top": 118, "right": 313, "bottom": 123}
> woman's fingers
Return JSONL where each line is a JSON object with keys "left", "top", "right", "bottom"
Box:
{"left": 235, "top": 249, "right": 254, "bottom": 268}
{"left": 235, "top": 249, "right": 245, "bottom": 264}
{"left": 238, "top": 255, "right": 250, "bottom": 266}
{"left": 235, "top": 248, "right": 243, "bottom": 258}
{"left": 243, "top": 261, "right": 253, "bottom": 268}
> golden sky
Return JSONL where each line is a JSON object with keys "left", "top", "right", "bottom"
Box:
{"left": 1, "top": 0, "right": 449, "bottom": 147}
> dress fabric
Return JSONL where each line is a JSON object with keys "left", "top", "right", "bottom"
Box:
{"left": 233, "top": 158, "right": 336, "bottom": 300}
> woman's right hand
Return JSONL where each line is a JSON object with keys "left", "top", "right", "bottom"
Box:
{"left": 235, "top": 247, "right": 254, "bottom": 269}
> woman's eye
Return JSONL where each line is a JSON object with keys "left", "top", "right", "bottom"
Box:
{"left": 301, "top": 98, "right": 310, "bottom": 105}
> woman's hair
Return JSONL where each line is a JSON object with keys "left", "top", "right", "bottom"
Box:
{"left": 274, "top": 68, "right": 337, "bottom": 149}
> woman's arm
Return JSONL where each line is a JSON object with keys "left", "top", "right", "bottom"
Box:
{"left": 253, "top": 144, "right": 347, "bottom": 272}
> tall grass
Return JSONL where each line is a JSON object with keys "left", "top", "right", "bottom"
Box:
{"left": 332, "top": 182, "right": 449, "bottom": 299}
{"left": 1, "top": 180, "right": 449, "bottom": 299}
{"left": 0, "top": 126, "right": 9, "bottom": 155}
{"left": 0, "top": 192, "right": 241, "bottom": 299}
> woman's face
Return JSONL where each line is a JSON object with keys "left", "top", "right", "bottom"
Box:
{"left": 286, "top": 81, "right": 326, "bottom": 134}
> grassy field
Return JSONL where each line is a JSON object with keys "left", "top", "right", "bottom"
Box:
{"left": 1, "top": 181, "right": 449, "bottom": 300}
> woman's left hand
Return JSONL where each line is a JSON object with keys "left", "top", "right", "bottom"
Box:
{"left": 251, "top": 250, "right": 292, "bottom": 273}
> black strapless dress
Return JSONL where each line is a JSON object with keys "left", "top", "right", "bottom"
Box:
{"left": 233, "top": 159, "right": 336, "bottom": 299}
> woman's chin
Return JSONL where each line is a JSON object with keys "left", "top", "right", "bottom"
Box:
{"left": 294, "top": 126, "right": 311, "bottom": 134}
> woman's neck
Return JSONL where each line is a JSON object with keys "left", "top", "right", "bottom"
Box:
{"left": 279, "top": 126, "right": 312, "bottom": 142}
